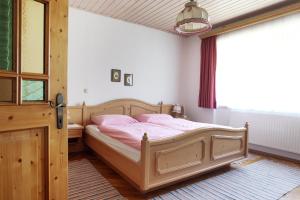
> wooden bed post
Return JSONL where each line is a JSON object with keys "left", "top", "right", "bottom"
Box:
{"left": 159, "top": 101, "right": 163, "bottom": 113}
{"left": 141, "top": 133, "right": 150, "bottom": 192}
{"left": 244, "top": 122, "right": 249, "bottom": 157}
{"left": 82, "top": 101, "right": 87, "bottom": 126}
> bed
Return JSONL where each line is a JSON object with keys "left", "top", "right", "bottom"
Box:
{"left": 83, "top": 99, "right": 249, "bottom": 192}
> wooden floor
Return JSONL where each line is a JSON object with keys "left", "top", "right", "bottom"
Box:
{"left": 69, "top": 151, "right": 300, "bottom": 200}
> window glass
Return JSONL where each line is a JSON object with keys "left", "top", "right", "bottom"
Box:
{"left": 0, "top": 0, "right": 13, "bottom": 71}
{"left": 21, "top": 0, "right": 45, "bottom": 74}
{"left": 22, "top": 80, "right": 45, "bottom": 101}
{"left": 0, "top": 77, "right": 14, "bottom": 102}
{"left": 217, "top": 13, "right": 300, "bottom": 114}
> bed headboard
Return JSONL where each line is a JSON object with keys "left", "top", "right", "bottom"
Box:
{"left": 82, "top": 98, "right": 173, "bottom": 125}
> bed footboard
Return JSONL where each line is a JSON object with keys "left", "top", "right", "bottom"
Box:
{"left": 140, "top": 123, "right": 249, "bottom": 192}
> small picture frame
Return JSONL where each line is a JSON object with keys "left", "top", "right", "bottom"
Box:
{"left": 111, "top": 69, "right": 121, "bottom": 82}
{"left": 124, "top": 74, "right": 133, "bottom": 86}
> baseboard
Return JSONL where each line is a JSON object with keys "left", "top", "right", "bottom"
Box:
{"left": 249, "top": 143, "right": 300, "bottom": 163}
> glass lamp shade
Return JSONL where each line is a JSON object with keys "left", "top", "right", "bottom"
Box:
{"left": 175, "top": 0, "right": 211, "bottom": 35}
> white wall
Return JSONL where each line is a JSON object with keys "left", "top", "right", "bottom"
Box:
{"left": 68, "top": 8, "right": 184, "bottom": 105}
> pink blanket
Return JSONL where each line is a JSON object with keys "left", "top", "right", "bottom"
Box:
{"left": 145, "top": 118, "right": 224, "bottom": 131}
{"left": 98, "top": 122, "right": 183, "bottom": 150}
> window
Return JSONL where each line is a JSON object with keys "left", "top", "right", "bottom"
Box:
{"left": 216, "top": 13, "right": 300, "bottom": 114}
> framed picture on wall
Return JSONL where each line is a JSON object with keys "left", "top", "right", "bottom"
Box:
{"left": 111, "top": 69, "right": 121, "bottom": 82}
{"left": 124, "top": 74, "right": 133, "bottom": 86}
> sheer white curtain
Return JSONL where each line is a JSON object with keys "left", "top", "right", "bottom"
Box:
{"left": 216, "top": 13, "right": 300, "bottom": 114}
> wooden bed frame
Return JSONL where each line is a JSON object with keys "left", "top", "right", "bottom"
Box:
{"left": 82, "top": 99, "right": 248, "bottom": 192}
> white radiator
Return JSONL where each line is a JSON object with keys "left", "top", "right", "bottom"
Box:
{"left": 226, "top": 111, "right": 300, "bottom": 155}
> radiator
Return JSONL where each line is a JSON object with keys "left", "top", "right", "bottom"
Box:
{"left": 226, "top": 110, "right": 300, "bottom": 155}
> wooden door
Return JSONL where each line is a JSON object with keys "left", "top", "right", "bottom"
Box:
{"left": 0, "top": 0, "right": 68, "bottom": 199}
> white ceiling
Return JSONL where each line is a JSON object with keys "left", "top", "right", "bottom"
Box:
{"left": 69, "top": 0, "right": 285, "bottom": 34}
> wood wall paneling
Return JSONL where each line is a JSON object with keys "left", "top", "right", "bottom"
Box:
{"left": 69, "top": 0, "right": 286, "bottom": 34}
{"left": 200, "top": 1, "right": 300, "bottom": 38}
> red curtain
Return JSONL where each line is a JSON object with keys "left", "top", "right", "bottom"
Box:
{"left": 198, "top": 36, "right": 217, "bottom": 109}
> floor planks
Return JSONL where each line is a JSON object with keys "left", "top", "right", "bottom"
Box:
{"left": 69, "top": 152, "right": 300, "bottom": 200}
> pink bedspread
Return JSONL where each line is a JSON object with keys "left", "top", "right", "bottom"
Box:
{"left": 98, "top": 122, "right": 183, "bottom": 150}
{"left": 145, "top": 118, "right": 224, "bottom": 131}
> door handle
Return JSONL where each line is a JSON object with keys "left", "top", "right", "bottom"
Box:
{"left": 55, "top": 93, "right": 65, "bottom": 129}
{"left": 55, "top": 103, "right": 66, "bottom": 109}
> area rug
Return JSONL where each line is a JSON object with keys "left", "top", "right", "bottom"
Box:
{"left": 151, "top": 160, "right": 300, "bottom": 200}
{"left": 68, "top": 159, "right": 125, "bottom": 200}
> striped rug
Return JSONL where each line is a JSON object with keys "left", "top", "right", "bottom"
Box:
{"left": 68, "top": 159, "right": 125, "bottom": 200}
{"left": 69, "top": 158, "right": 300, "bottom": 200}
{"left": 151, "top": 160, "right": 300, "bottom": 200}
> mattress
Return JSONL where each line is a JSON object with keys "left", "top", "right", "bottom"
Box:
{"left": 85, "top": 125, "right": 141, "bottom": 162}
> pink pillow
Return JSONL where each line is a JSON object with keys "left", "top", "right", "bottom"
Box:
{"left": 91, "top": 114, "right": 138, "bottom": 126}
{"left": 134, "top": 114, "right": 173, "bottom": 122}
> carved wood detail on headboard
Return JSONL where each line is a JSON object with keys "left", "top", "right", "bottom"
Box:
{"left": 82, "top": 99, "right": 173, "bottom": 126}
{"left": 89, "top": 105, "right": 127, "bottom": 116}
{"left": 129, "top": 105, "right": 160, "bottom": 116}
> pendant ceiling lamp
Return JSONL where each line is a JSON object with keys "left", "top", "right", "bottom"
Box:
{"left": 175, "top": 0, "right": 211, "bottom": 35}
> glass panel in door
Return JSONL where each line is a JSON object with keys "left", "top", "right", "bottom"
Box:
{"left": 0, "top": 0, "right": 13, "bottom": 71}
{"left": 21, "top": 0, "right": 45, "bottom": 74}
{"left": 22, "top": 79, "right": 45, "bottom": 101}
